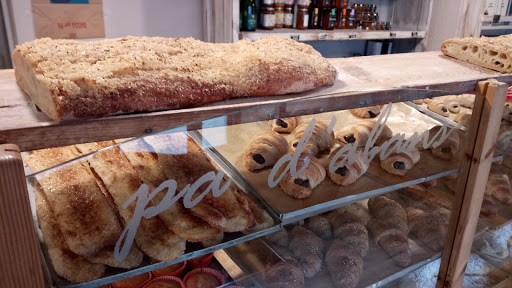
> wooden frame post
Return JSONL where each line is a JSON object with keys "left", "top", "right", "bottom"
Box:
{"left": 0, "top": 144, "right": 46, "bottom": 287}
{"left": 436, "top": 79, "right": 508, "bottom": 287}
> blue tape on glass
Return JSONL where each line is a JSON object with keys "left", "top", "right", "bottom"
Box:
{"left": 50, "top": 0, "right": 89, "bottom": 4}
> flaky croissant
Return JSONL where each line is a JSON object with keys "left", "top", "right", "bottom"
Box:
{"left": 427, "top": 126, "right": 460, "bottom": 160}
{"left": 265, "top": 256, "right": 304, "bottom": 288}
{"left": 380, "top": 146, "right": 420, "bottom": 176}
{"left": 289, "top": 226, "right": 324, "bottom": 278}
{"left": 271, "top": 117, "right": 301, "bottom": 134}
{"left": 335, "top": 120, "right": 392, "bottom": 147}
{"left": 503, "top": 102, "right": 512, "bottom": 123}
{"left": 406, "top": 208, "right": 447, "bottom": 251}
{"left": 350, "top": 105, "right": 381, "bottom": 118}
{"left": 459, "top": 94, "right": 475, "bottom": 109}
{"left": 243, "top": 131, "right": 288, "bottom": 171}
{"left": 325, "top": 239, "right": 364, "bottom": 288}
{"left": 305, "top": 215, "right": 332, "bottom": 240}
{"left": 368, "top": 196, "right": 411, "bottom": 267}
{"left": 487, "top": 172, "right": 512, "bottom": 204}
{"left": 412, "top": 99, "right": 424, "bottom": 105}
{"left": 427, "top": 100, "right": 450, "bottom": 117}
{"left": 279, "top": 153, "right": 326, "bottom": 199}
{"left": 454, "top": 111, "right": 472, "bottom": 127}
{"left": 328, "top": 149, "right": 369, "bottom": 186}
{"left": 291, "top": 120, "right": 335, "bottom": 155}
{"left": 326, "top": 207, "right": 369, "bottom": 257}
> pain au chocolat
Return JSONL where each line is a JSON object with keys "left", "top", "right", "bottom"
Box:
{"left": 13, "top": 36, "right": 337, "bottom": 121}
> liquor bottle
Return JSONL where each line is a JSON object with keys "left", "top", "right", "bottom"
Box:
{"left": 241, "top": 0, "right": 257, "bottom": 31}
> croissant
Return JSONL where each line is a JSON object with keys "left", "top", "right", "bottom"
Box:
{"left": 265, "top": 256, "right": 304, "bottom": 288}
{"left": 325, "top": 239, "right": 364, "bottom": 288}
{"left": 279, "top": 153, "right": 326, "bottom": 199}
{"left": 426, "top": 126, "right": 460, "bottom": 160}
{"left": 326, "top": 207, "right": 369, "bottom": 257}
{"left": 427, "top": 100, "right": 450, "bottom": 117}
{"left": 423, "top": 98, "right": 433, "bottom": 104}
{"left": 380, "top": 146, "right": 420, "bottom": 176}
{"left": 406, "top": 208, "right": 447, "bottom": 251}
{"left": 487, "top": 172, "right": 512, "bottom": 204}
{"left": 328, "top": 148, "right": 369, "bottom": 186}
{"left": 503, "top": 102, "right": 512, "bottom": 123}
{"left": 305, "top": 215, "right": 332, "bottom": 240}
{"left": 412, "top": 99, "right": 424, "bottom": 105}
{"left": 454, "top": 111, "right": 472, "bottom": 127}
{"left": 445, "top": 99, "right": 461, "bottom": 114}
{"left": 265, "top": 228, "right": 289, "bottom": 247}
{"left": 291, "top": 120, "right": 335, "bottom": 155}
{"left": 289, "top": 226, "right": 324, "bottom": 278}
{"left": 368, "top": 196, "right": 411, "bottom": 267}
{"left": 243, "top": 131, "right": 288, "bottom": 171}
{"left": 271, "top": 116, "right": 301, "bottom": 133}
{"left": 335, "top": 121, "right": 392, "bottom": 147}
{"left": 497, "top": 125, "right": 512, "bottom": 152}
{"left": 350, "top": 105, "right": 381, "bottom": 118}
{"left": 445, "top": 175, "right": 498, "bottom": 217}
{"left": 459, "top": 94, "right": 475, "bottom": 109}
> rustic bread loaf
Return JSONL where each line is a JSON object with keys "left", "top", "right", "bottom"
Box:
{"left": 441, "top": 34, "right": 512, "bottom": 73}
{"left": 13, "top": 36, "right": 337, "bottom": 121}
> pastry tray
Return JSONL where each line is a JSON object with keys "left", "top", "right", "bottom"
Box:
{"left": 218, "top": 198, "right": 446, "bottom": 288}
{"left": 23, "top": 135, "right": 283, "bottom": 288}
{"left": 195, "top": 103, "right": 465, "bottom": 223}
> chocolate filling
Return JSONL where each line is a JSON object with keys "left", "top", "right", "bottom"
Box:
{"left": 442, "top": 107, "right": 448, "bottom": 113}
{"left": 453, "top": 105, "right": 458, "bottom": 108}
{"left": 335, "top": 166, "right": 349, "bottom": 176}
{"left": 344, "top": 134, "right": 356, "bottom": 143}
{"left": 441, "top": 146, "right": 452, "bottom": 153}
{"left": 368, "top": 111, "right": 377, "bottom": 118}
{"left": 393, "top": 161, "right": 406, "bottom": 170}
{"left": 293, "top": 142, "right": 298, "bottom": 148}
{"left": 252, "top": 154, "right": 265, "bottom": 164}
{"left": 294, "top": 178, "right": 310, "bottom": 188}
{"left": 276, "top": 119, "right": 288, "bottom": 128}
{"left": 509, "top": 112, "right": 512, "bottom": 115}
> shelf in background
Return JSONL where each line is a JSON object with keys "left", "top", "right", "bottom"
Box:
{"left": 240, "top": 28, "right": 426, "bottom": 41}
{"left": 481, "top": 25, "right": 512, "bottom": 31}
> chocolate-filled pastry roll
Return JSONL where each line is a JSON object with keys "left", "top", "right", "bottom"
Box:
{"left": 427, "top": 126, "right": 460, "bottom": 160}
{"left": 412, "top": 99, "right": 424, "bottom": 105}
{"left": 291, "top": 120, "right": 335, "bottom": 155}
{"left": 445, "top": 98, "right": 461, "bottom": 114}
{"left": 271, "top": 116, "right": 301, "bottom": 133}
{"left": 459, "top": 94, "right": 475, "bottom": 109}
{"left": 328, "top": 149, "right": 368, "bottom": 186}
{"left": 380, "top": 146, "right": 420, "bottom": 176}
{"left": 454, "top": 111, "right": 472, "bottom": 127}
{"left": 335, "top": 120, "right": 392, "bottom": 147}
{"left": 427, "top": 100, "right": 450, "bottom": 117}
{"left": 279, "top": 153, "right": 326, "bottom": 199}
{"left": 243, "top": 131, "right": 288, "bottom": 171}
{"left": 350, "top": 105, "right": 381, "bottom": 118}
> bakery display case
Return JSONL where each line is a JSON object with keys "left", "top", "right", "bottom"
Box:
{"left": 1, "top": 49, "right": 512, "bottom": 288}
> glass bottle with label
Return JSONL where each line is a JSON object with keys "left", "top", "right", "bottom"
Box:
{"left": 318, "top": 0, "right": 332, "bottom": 8}
{"left": 284, "top": 5, "right": 293, "bottom": 28}
{"left": 322, "top": 8, "right": 336, "bottom": 30}
{"left": 309, "top": 7, "right": 321, "bottom": 29}
{"left": 296, "top": 7, "right": 309, "bottom": 29}
{"left": 241, "top": 0, "right": 257, "bottom": 31}
{"left": 275, "top": 6, "right": 284, "bottom": 28}
{"left": 262, "top": 0, "right": 274, "bottom": 6}
{"left": 261, "top": 6, "right": 276, "bottom": 30}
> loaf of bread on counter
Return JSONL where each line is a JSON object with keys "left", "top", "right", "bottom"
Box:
{"left": 441, "top": 34, "right": 512, "bottom": 73}
{"left": 13, "top": 36, "right": 337, "bottom": 121}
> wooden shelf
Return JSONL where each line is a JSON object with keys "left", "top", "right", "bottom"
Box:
{"left": 1, "top": 52, "right": 512, "bottom": 152}
{"left": 240, "top": 28, "right": 426, "bottom": 42}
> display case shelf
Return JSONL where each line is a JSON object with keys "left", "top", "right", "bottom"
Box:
{"left": 239, "top": 28, "right": 426, "bottom": 42}
{"left": 1, "top": 52, "right": 511, "bottom": 152}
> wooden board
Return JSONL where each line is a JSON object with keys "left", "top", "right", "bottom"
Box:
{"left": 198, "top": 103, "right": 466, "bottom": 221}
{"left": 240, "top": 29, "right": 426, "bottom": 42}
{"left": 1, "top": 52, "right": 512, "bottom": 151}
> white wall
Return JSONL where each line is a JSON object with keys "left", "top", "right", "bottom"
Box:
{"left": 9, "top": 0, "right": 203, "bottom": 47}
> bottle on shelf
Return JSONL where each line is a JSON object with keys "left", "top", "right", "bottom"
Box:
{"left": 261, "top": 6, "right": 276, "bottom": 30}
{"left": 309, "top": 7, "right": 321, "bottom": 29}
{"left": 275, "top": 6, "right": 284, "bottom": 28}
{"left": 322, "top": 8, "right": 336, "bottom": 30}
{"left": 241, "top": 0, "right": 257, "bottom": 31}
{"left": 284, "top": 5, "right": 294, "bottom": 28}
{"left": 296, "top": 6, "right": 310, "bottom": 29}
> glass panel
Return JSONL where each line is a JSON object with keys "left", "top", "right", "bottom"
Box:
{"left": 24, "top": 88, "right": 484, "bottom": 287}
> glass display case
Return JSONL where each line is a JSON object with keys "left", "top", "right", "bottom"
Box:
{"left": 0, "top": 51, "right": 511, "bottom": 288}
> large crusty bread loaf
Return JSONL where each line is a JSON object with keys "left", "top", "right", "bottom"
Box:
{"left": 13, "top": 36, "right": 337, "bottom": 121}
{"left": 441, "top": 34, "right": 512, "bottom": 73}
